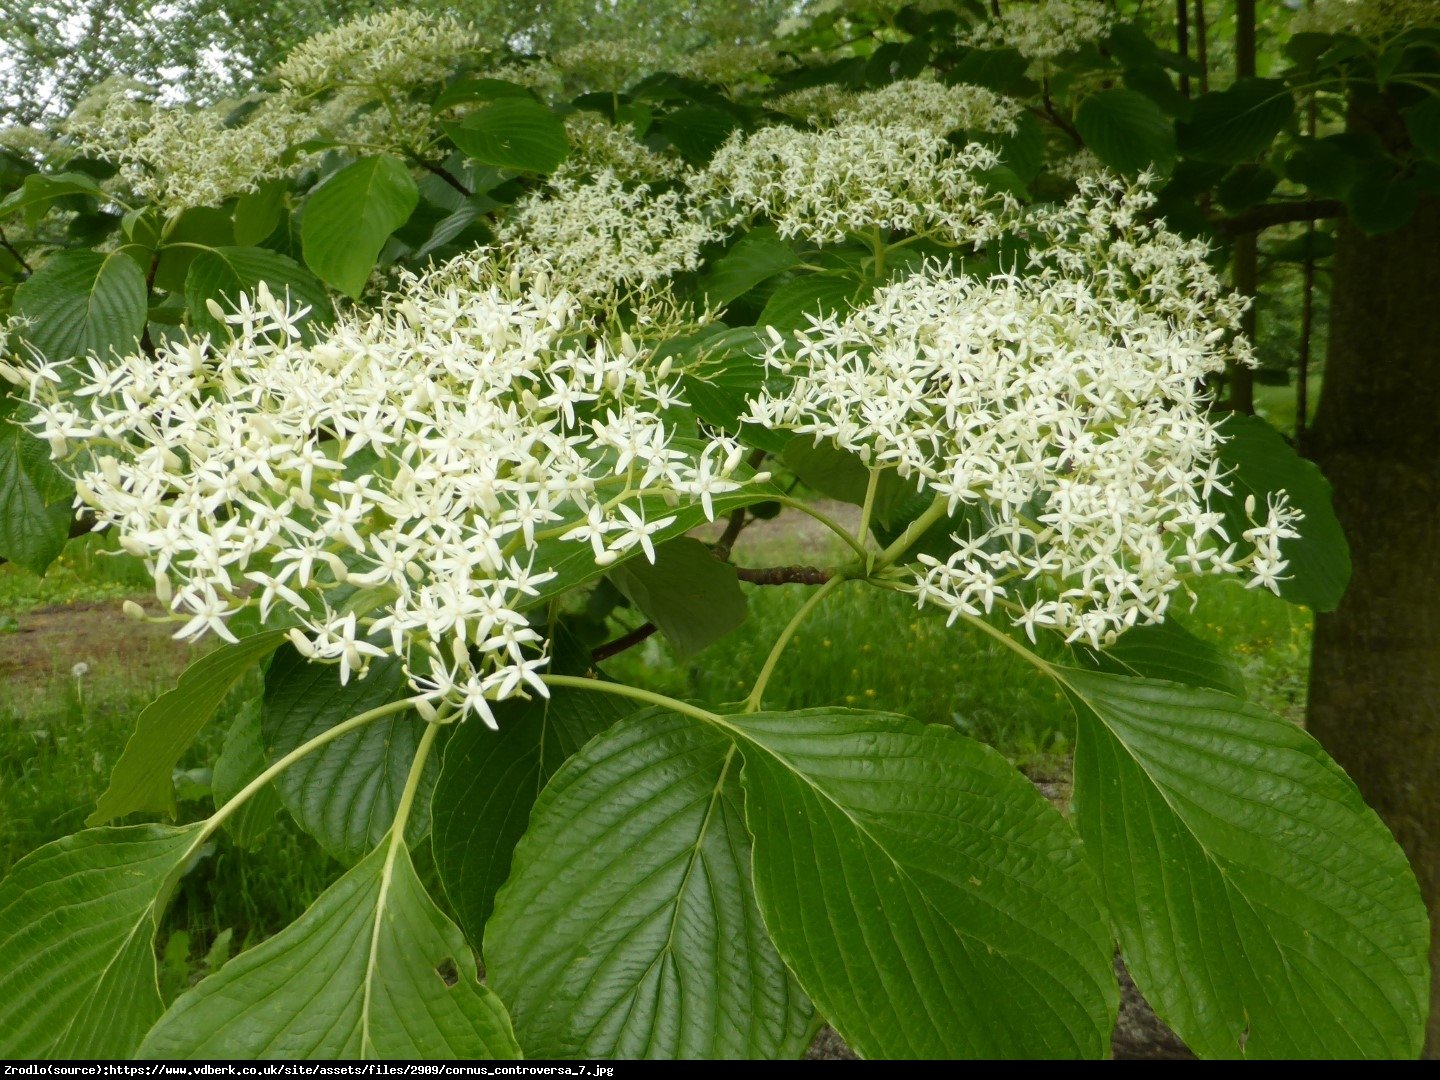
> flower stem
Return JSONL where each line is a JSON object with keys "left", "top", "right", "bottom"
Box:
{"left": 744, "top": 572, "right": 846, "bottom": 712}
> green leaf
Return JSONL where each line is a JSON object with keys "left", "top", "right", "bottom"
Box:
{"left": 658, "top": 104, "right": 741, "bottom": 166}
{"left": 1123, "top": 64, "right": 1195, "bottom": 121}
{"left": 701, "top": 228, "right": 799, "bottom": 310}
{"left": 1347, "top": 162, "right": 1420, "bottom": 236}
{"left": 0, "top": 171, "right": 102, "bottom": 226}
{"left": 141, "top": 838, "right": 521, "bottom": 1058}
{"left": 1179, "top": 78, "right": 1294, "bottom": 163}
{"left": 152, "top": 206, "right": 237, "bottom": 292}
{"left": 782, "top": 436, "right": 914, "bottom": 525}
{"left": 1213, "top": 413, "right": 1350, "bottom": 612}
{"left": 262, "top": 647, "right": 434, "bottom": 862}
{"left": 444, "top": 99, "right": 569, "bottom": 174}
{"left": 301, "top": 156, "right": 418, "bottom": 299}
{"left": 1216, "top": 164, "right": 1280, "bottom": 212}
{"left": 0, "top": 418, "right": 73, "bottom": 574}
{"left": 0, "top": 824, "right": 203, "bottom": 1057}
{"left": 232, "top": 179, "right": 288, "bottom": 246}
{"left": 1065, "top": 668, "right": 1429, "bottom": 1058}
{"left": 486, "top": 712, "right": 815, "bottom": 1059}
{"left": 1075, "top": 89, "right": 1178, "bottom": 175}
{"left": 1404, "top": 95, "right": 1440, "bottom": 162}
{"left": 729, "top": 709, "right": 1118, "bottom": 1058}
{"left": 431, "top": 680, "right": 635, "bottom": 944}
{"left": 608, "top": 538, "right": 746, "bottom": 658}
{"left": 672, "top": 326, "right": 792, "bottom": 453}
{"left": 1283, "top": 137, "right": 1359, "bottom": 199}
{"left": 12, "top": 250, "right": 146, "bottom": 362}
{"left": 759, "top": 273, "right": 872, "bottom": 335}
{"left": 89, "top": 631, "right": 287, "bottom": 824}
{"left": 184, "top": 246, "right": 333, "bottom": 340}
{"left": 946, "top": 48, "right": 1030, "bottom": 93}
{"left": 211, "top": 705, "right": 282, "bottom": 849}
{"left": 1074, "top": 619, "right": 1247, "bottom": 697}
{"left": 433, "top": 77, "right": 537, "bottom": 112}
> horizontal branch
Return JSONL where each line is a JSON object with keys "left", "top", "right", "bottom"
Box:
{"left": 735, "top": 564, "right": 833, "bottom": 586}
{"left": 1213, "top": 199, "right": 1345, "bottom": 236}
{"left": 591, "top": 622, "right": 657, "bottom": 663}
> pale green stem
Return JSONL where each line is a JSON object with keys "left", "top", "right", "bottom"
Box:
{"left": 775, "top": 495, "right": 871, "bottom": 561}
{"left": 744, "top": 573, "right": 847, "bottom": 712}
{"left": 384, "top": 715, "right": 443, "bottom": 852}
{"left": 200, "top": 696, "right": 415, "bottom": 841}
{"left": 874, "top": 493, "right": 950, "bottom": 569}
{"left": 542, "top": 674, "right": 726, "bottom": 729}
{"left": 856, "top": 466, "right": 882, "bottom": 559}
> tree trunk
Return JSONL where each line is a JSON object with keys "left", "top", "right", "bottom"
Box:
{"left": 1306, "top": 186, "right": 1440, "bottom": 1056}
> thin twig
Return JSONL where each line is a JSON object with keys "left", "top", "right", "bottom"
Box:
{"left": 592, "top": 622, "right": 658, "bottom": 663}
{"left": 414, "top": 158, "right": 473, "bottom": 198}
{"left": 0, "top": 226, "right": 32, "bottom": 274}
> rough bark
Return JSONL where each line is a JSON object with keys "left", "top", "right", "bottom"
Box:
{"left": 1306, "top": 187, "right": 1440, "bottom": 1056}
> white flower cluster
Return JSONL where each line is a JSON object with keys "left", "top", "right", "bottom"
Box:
{"left": 549, "top": 39, "right": 670, "bottom": 94}
{"left": 744, "top": 176, "right": 1292, "bottom": 647}
{"left": 702, "top": 121, "right": 1016, "bottom": 246}
{"left": 500, "top": 171, "right": 722, "bottom": 300}
{"left": 770, "top": 79, "right": 1022, "bottom": 137}
{"left": 559, "top": 112, "right": 684, "bottom": 184}
{"left": 1293, "top": 0, "right": 1438, "bottom": 36}
{"left": 19, "top": 255, "right": 759, "bottom": 725}
{"left": 64, "top": 86, "right": 313, "bottom": 211}
{"left": 273, "top": 10, "right": 488, "bottom": 94}
{"left": 673, "top": 43, "right": 791, "bottom": 86}
{"left": 834, "top": 79, "right": 1022, "bottom": 137}
{"left": 964, "top": 0, "right": 1115, "bottom": 63}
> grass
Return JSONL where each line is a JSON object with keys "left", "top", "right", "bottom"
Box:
{"left": 0, "top": 518, "right": 1313, "bottom": 990}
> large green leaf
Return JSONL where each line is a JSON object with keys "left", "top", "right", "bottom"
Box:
{"left": 1074, "top": 619, "right": 1247, "bottom": 698}
{"left": 431, "top": 680, "right": 635, "bottom": 944}
{"left": 1065, "top": 668, "right": 1429, "bottom": 1058}
{"left": 12, "top": 250, "right": 147, "bottom": 362}
{"left": 300, "top": 155, "right": 418, "bottom": 298}
{"left": 184, "top": 245, "right": 333, "bottom": 340}
{"left": 1178, "top": 78, "right": 1294, "bottom": 163}
{"left": 1213, "top": 413, "right": 1350, "bottom": 612}
{"left": 758, "top": 273, "right": 872, "bottom": 335}
{"left": 211, "top": 704, "right": 281, "bottom": 849}
{"left": 609, "top": 538, "right": 747, "bottom": 658}
{"left": 0, "top": 825, "right": 203, "bottom": 1057}
{"left": 486, "top": 712, "right": 815, "bottom": 1059}
{"left": 0, "top": 171, "right": 103, "bottom": 226}
{"left": 658, "top": 104, "right": 741, "bottom": 166}
{"left": 443, "top": 99, "right": 569, "bottom": 173}
{"left": 728, "top": 709, "right": 1118, "bottom": 1059}
{"left": 232, "top": 179, "right": 288, "bottom": 246}
{"left": 700, "top": 228, "right": 800, "bottom": 310}
{"left": 1075, "top": 89, "right": 1177, "bottom": 175}
{"left": 141, "top": 838, "right": 520, "bottom": 1059}
{"left": 0, "top": 416, "right": 73, "bottom": 574}
{"left": 263, "top": 647, "right": 434, "bottom": 862}
{"left": 673, "top": 325, "right": 792, "bottom": 453}
{"left": 89, "top": 630, "right": 287, "bottom": 824}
